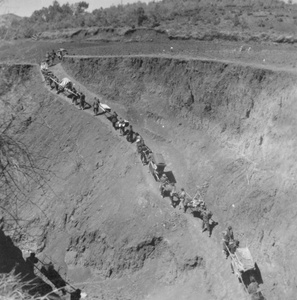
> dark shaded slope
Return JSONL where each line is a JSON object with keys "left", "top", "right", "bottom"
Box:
{"left": 0, "top": 228, "right": 60, "bottom": 298}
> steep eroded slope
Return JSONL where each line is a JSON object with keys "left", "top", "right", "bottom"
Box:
{"left": 63, "top": 55, "right": 297, "bottom": 299}
{"left": 0, "top": 63, "right": 241, "bottom": 300}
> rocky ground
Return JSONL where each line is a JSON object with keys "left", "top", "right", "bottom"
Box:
{"left": 1, "top": 36, "right": 297, "bottom": 300}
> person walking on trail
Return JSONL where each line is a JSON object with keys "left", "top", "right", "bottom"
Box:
{"left": 169, "top": 184, "right": 179, "bottom": 208}
{"left": 160, "top": 173, "right": 169, "bottom": 184}
{"left": 178, "top": 188, "right": 187, "bottom": 211}
{"left": 72, "top": 89, "right": 79, "bottom": 105}
{"left": 201, "top": 209, "right": 212, "bottom": 237}
{"left": 45, "top": 52, "right": 50, "bottom": 65}
{"left": 183, "top": 197, "right": 193, "bottom": 213}
{"left": 159, "top": 174, "right": 169, "bottom": 198}
{"left": 136, "top": 134, "right": 144, "bottom": 148}
{"left": 222, "top": 229, "right": 231, "bottom": 259}
{"left": 118, "top": 119, "right": 126, "bottom": 135}
{"left": 50, "top": 49, "right": 56, "bottom": 65}
{"left": 51, "top": 76, "right": 59, "bottom": 91}
{"left": 221, "top": 225, "right": 235, "bottom": 258}
{"left": 197, "top": 198, "right": 206, "bottom": 210}
{"left": 141, "top": 148, "right": 152, "bottom": 166}
{"left": 47, "top": 75, "right": 54, "bottom": 88}
{"left": 176, "top": 187, "right": 192, "bottom": 213}
{"left": 137, "top": 143, "right": 149, "bottom": 163}
{"left": 228, "top": 239, "right": 239, "bottom": 254}
{"left": 110, "top": 112, "right": 118, "bottom": 129}
{"left": 93, "top": 97, "right": 100, "bottom": 115}
{"left": 160, "top": 182, "right": 167, "bottom": 198}
{"left": 126, "top": 125, "right": 134, "bottom": 142}
{"left": 79, "top": 92, "right": 86, "bottom": 110}
{"left": 226, "top": 225, "right": 234, "bottom": 241}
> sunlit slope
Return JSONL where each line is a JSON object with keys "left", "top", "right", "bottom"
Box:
{"left": 63, "top": 55, "right": 297, "bottom": 299}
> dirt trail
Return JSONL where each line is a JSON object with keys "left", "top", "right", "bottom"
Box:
{"left": 2, "top": 41, "right": 296, "bottom": 299}
{"left": 65, "top": 53, "right": 297, "bottom": 75}
{"left": 47, "top": 63, "right": 248, "bottom": 299}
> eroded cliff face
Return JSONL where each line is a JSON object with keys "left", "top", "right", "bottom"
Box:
{"left": 63, "top": 55, "right": 297, "bottom": 299}
{"left": 2, "top": 56, "right": 297, "bottom": 299}
{"left": 0, "top": 63, "right": 222, "bottom": 300}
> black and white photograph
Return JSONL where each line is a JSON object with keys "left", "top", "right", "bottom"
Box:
{"left": 1, "top": 0, "right": 296, "bottom": 299}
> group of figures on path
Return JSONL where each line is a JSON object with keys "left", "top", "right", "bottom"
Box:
{"left": 41, "top": 63, "right": 138, "bottom": 145}
{"left": 41, "top": 68, "right": 88, "bottom": 111}
{"left": 132, "top": 126, "right": 264, "bottom": 299}
{"left": 45, "top": 48, "right": 68, "bottom": 66}
{"left": 40, "top": 53, "right": 265, "bottom": 299}
{"left": 221, "top": 227, "right": 265, "bottom": 300}
{"left": 132, "top": 134, "right": 216, "bottom": 238}
{"left": 159, "top": 174, "right": 215, "bottom": 237}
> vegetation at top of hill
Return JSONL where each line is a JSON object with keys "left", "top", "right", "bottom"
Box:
{"left": 2, "top": 0, "right": 297, "bottom": 41}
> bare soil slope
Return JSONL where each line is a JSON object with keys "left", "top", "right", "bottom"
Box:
{"left": 61, "top": 55, "right": 297, "bottom": 300}
{"left": 2, "top": 43, "right": 297, "bottom": 299}
{"left": 0, "top": 63, "right": 248, "bottom": 300}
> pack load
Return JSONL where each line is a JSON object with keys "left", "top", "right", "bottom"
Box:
{"left": 231, "top": 247, "right": 255, "bottom": 274}
{"left": 100, "top": 103, "right": 111, "bottom": 112}
{"left": 229, "top": 246, "right": 265, "bottom": 297}
{"left": 149, "top": 153, "right": 166, "bottom": 181}
{"left": 57, "top": 78, "right": 76, "bottom": 95}
{"left": 60, "top": 78, "right": 72, "bottom": 89}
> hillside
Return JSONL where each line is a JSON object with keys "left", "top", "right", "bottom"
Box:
{"left": 61, "top": 55, "right": 297, "bottom": 300}
{"left": 4, "top": 0, "right": 297, "bottom": 44}
{"left": 0, "top": 43, "right": 297, "bottom": 299}
{"left": 1, "top": 3, "right": 297, "bottom": 296}
{"left": 0, "top": 62, "right": 245, "bottom": 300}
{"left": 0, "top": 13, "right": 22, "bottom": 27}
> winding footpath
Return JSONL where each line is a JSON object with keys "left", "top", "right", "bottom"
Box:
{"left": 40, "top": 62, "right": 250, "bottom": 300}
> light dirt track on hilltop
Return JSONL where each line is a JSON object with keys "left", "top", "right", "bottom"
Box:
{"left": 64, "top": 53, "right": 297, "bottom": 75}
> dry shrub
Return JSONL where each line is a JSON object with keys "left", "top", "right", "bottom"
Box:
{"left": 0, "top": 272, "right": 50, "bottom": 300}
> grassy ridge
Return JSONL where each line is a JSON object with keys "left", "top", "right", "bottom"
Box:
{"left": 2, "top": 0, "right": 297, "bottom": 43}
